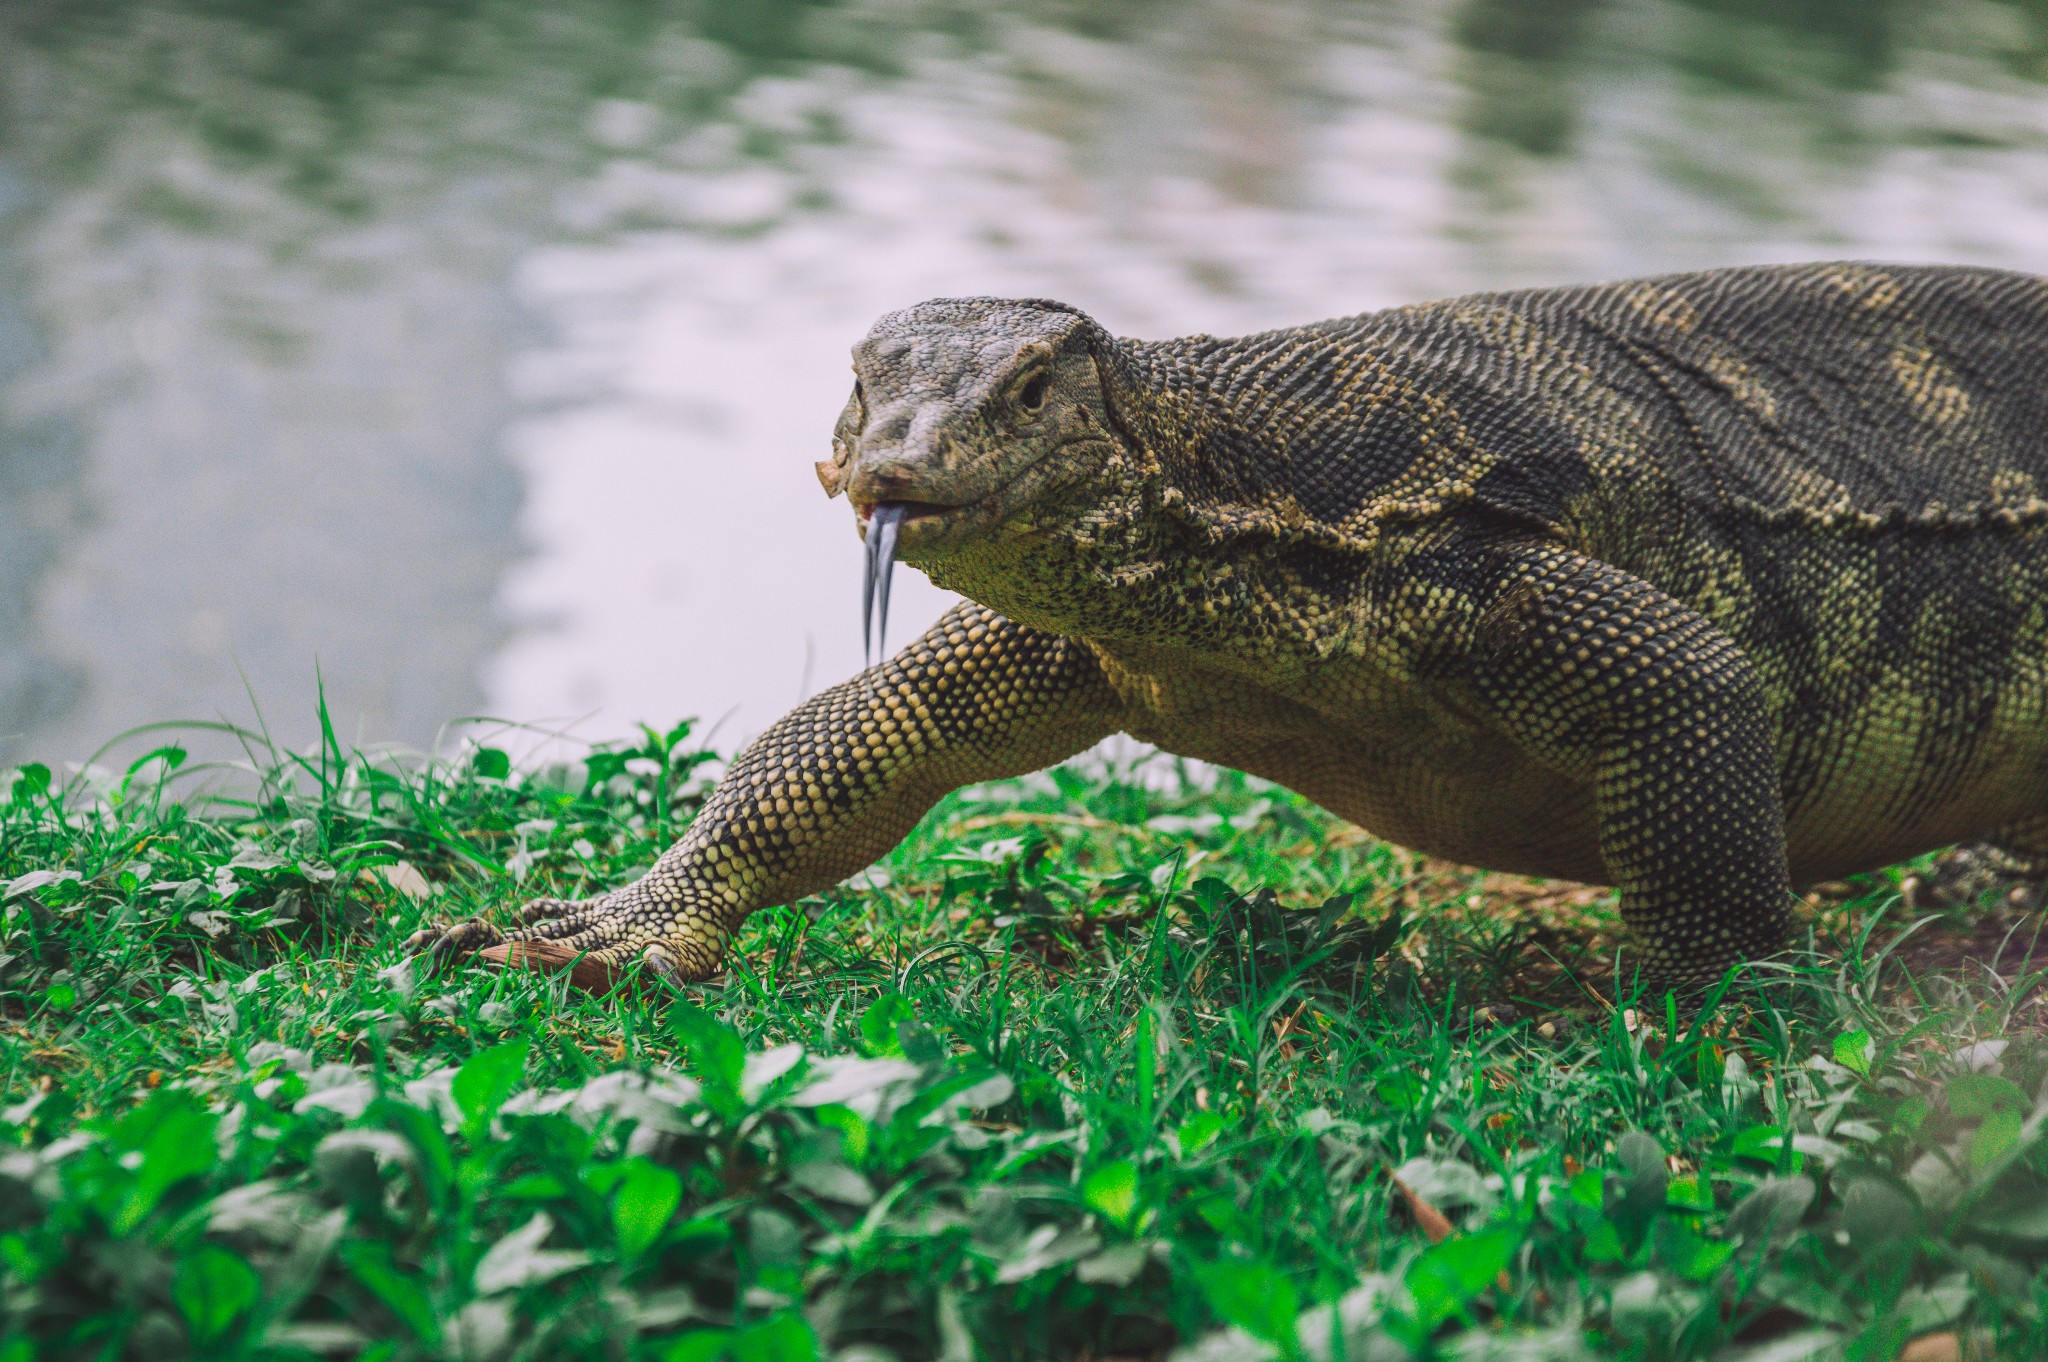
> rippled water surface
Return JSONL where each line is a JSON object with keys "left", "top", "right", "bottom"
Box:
{"left": 7, "top": 0, "right": 2048, "bottom": 766}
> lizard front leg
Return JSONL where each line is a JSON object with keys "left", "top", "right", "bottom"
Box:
{"left": 426, "top": 603, "right": 1124, "bottom": 987}
{"left": 1469, "top": 543, "right": 1794, "bottom": 984}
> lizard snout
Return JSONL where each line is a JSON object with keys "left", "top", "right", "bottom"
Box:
{"left": 846, "top": 395, "right": 981, "bottom": 507}
{"left": 846, "top": 447, "right": 964, "bottom": 511}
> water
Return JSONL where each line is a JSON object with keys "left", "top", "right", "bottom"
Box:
{"left": 7, "top": 0, "right": 2048, "bottom": 769}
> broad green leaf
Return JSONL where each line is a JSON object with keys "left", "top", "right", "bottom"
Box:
{"left": 740, "top": 1044, "right": 806, "bottom": 1103}
{"left": 1077, "top": 1242, "right": 1150, "bottom": 1286}
{"left": 1082, "top": 1160, "right": 1139, "bottom": 1228}
{"left": 812, "top": 1105, "right": 870, "bottom": 1163}
{"left": 1725, "top": 1176, "right": 1816, "bottom": 1247}
{"left": 0, "top": 1235, "right": 37, "bottom": 1279}
{"left": 671, "top": 1004, "right": 747, "bottom": 1116}
{"left": 471, "top": 747, "right": 511, "bottom": 780}
{"left": 993, "top": 1223, "right": 1100, "bottom": 1284}
{"left": 659, "top": 1331, "right": 732, "bottom": 1362}
{"left": 585, "top": 751, "right": 629, "bottom": 790}
{"left": 1667, "top": 1174, "right": 1714, "bottom": 1212}
{"left": 173, "top": 1244, "right": 261, "bottom": 1343}
{"left": 1898, "top": 1274, "right": 1974, "bottom": 1333}
{"left": 668, "top": 1216, "right": 734, "bottom": 1260}
{"left": 339, "top": 1240, "right": 438, "bottom": 1342}
{"left": 1374, "top": 1069, "right": 1424, "bottom": 1110}
{"left": 1190, "top": 1257, "right": 1299, "bottom": 1345}
{"left": 1188, "top": 878, "right": 1238, "bottom": 915}
{"left": 1948, "top": 1073, "right": 2027, "bottom": 1119}
{"left": 1832, "top": 1029, "right": 1873, "bottom": 1076}
{"left": 1194, "top": 1193, "right": 1257, "bottom": 1242}
{"left": 10, "top": 763, "right": 49, "bottom": 802}
{"left": 108, "top": 1092, "right": 218, "bottom": 1233}
{"left": 452, "top": 1040, "right": 530, "bottom": 1140}
{"left": 787, "top": 1057, "right": 920, "bottom": 1109}
{"left": 612, "top": 1159, "right": 683, "bottom": 1258}
{"left": 1844, "top": 1318, "right": 1910, "bottom": 1362}
{"left": 748, "top": 1209, "right": 804, "bottom": 1268}
{"left": 1972, "top": 1195, "right": 2048, "bottom": 1240}
{"left": 787, "top": 1158, "right": 874, "bottom": 1206}
{"left": 473, "top": 1213, "right": 591, "bottom": 1294}
{"left": 1175, "top": 1111, "right": 1229, "bottom": 1158}
{"left": 896, "top": 1068, "right": 1015, "bottom": 1129}
{"left": 858, "top": 993, "right": 915, "bottom": 1058}
{"left": 1405, "top": 1226, "right": 1517, "bottom": 1330}
{"left": 923, "top": 1072, "right": 1013, "bottom": 1124}
{"left": 1970, "top": 1106, "right": 2024, "bottom": 1171}
{"left": 1582, "top": 1217, "right": 1627, "bottom": 1263}
{"left": 1893, "top": 1097, "right": 1932, "bottom": 1139}
{"left": 373, "top": 1099, "right": 454, "bottom": 1209}
{"left": 501, "top": 1174, "right": 569, "bottom": 1200}
{"left": 1608, "top": 1131, "right": 1668, "bottom": 1236}
{"left": 1616, "top": 1131, "right": 1666, "bottom": 1181}
{"left": 582, "top": 1163, "right": 632, "bottom": 1197}
{"left": 1680, "top": 1241, "right": 1737, "bottom": 1284}
{"left": 730, "top": 1311, "right": 818, "bottom": 1362}
{"left": 1726, "top": 1124, "right": 1802, "bottom": 1172}
{"left": 1654, "top": 1219, "right": 1735, "bottom": 1281}
{"left": 1840, "top": 1179, "right": 1919, "bottom": 1247}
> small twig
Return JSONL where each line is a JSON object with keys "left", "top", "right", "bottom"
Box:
{"left": 1388, "top": 1172, "right": 1455, "bottom": 1243}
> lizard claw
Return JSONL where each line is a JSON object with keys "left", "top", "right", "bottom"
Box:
{"left": 402, "top": 923, "right": 446, "bottom": 954}
{"left": 517, "top": 896, "right": 581, "bottom": 926}
{"left": 640, "top": 942, "right": 691, "bottom": 991}
{"left": 436, "top": 888, "right": 732, "bottom": 992}
{"left": 412, "top": 916, "right": 507, "bottom": 970}
{"left": 395, "top": 878, "right": 732, "bottom": 992}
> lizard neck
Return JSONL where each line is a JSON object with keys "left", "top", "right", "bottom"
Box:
{"left": 917, "top": 333, "right": 1388, "bottom": 652}
{"left": 915, "top": 439, "right": 1191, "bottom": 646}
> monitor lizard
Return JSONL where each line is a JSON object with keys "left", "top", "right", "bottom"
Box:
{"left": 423, "top": 262, "right": 2048, "bottom": 990}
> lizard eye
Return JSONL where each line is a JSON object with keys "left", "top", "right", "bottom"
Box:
{"left": 1016, "top": 370, "right": 1051, "bottom": 413}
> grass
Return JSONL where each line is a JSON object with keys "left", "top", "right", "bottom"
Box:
{"left": 3, "top": 712, "right": 2048, "bottom": 1361}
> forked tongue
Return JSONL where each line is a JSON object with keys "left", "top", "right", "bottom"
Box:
{"left": 863, "top": 501, "right": 908, "bottom": 667}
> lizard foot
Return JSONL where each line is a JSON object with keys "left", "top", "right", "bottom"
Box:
{"left": 419, "top": 889, "right": 726, "bottom": 994}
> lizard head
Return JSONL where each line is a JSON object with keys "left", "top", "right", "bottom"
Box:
{"left": 820, "top": 297, "right": 1129, "bottom": 656}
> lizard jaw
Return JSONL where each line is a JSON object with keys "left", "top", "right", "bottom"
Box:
{"left": 857, "top": 497, "right": 983, "bottom": 664}
{"left": 853, "top": 433, "right": 1123, "bottom": 662}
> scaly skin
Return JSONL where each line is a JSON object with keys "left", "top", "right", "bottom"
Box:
{"left": 427, "top": 605, "right": 1123, "bottom": 983}
{"left": 430, "top": 263, "right": 2048, "bottom": 987}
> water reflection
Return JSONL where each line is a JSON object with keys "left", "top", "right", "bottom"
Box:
{"left": 5, "top": 0, "right": 2048, "bottom": 768}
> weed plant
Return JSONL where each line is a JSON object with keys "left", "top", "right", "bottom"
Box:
{"left": 2, "top": 711, "right": 2047, "bottom": 1361}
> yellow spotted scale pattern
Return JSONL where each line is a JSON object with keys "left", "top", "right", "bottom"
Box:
{"left": 433, "top": 262, "right": 2048, "bottom": 989}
